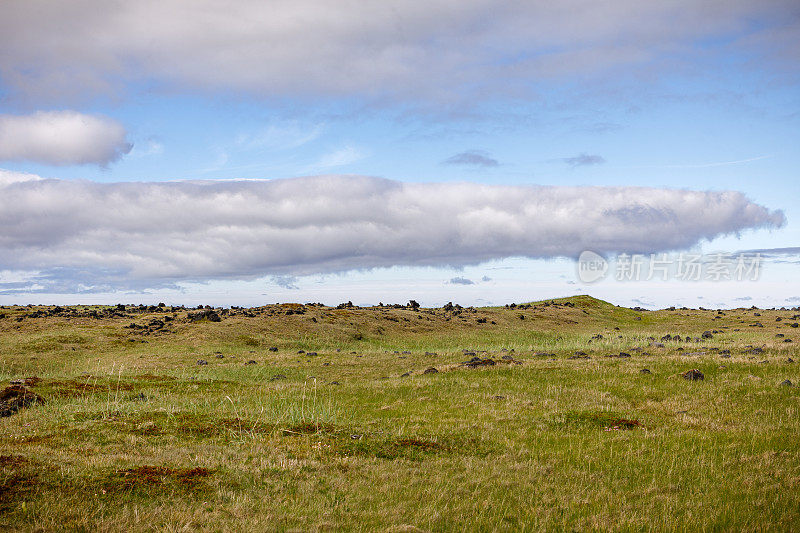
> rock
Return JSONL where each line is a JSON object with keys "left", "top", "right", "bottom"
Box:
{"left": 400, "top": 372, "right": 411, "bottom": 377}
{"left": 269, "top": 374, "right": 287, "bottom": 381}
{"left": 245, "top": 360, "right": 257, "bottom": 365}
{"left": 779, "top": 379, "right": 793, "bottom": 387}
{"left": 702, "top": 331, "right": 713, "bottom": 339}
{"left": 268, "top": 347, "right": 278, "bottom": 352}
{"left": 215, "top": 353, "right": 225, "bottom": 359}
{"left": 640, "top": 368, "right": 651, "bottom": 374}
{"left": 423, "top": 367, "right": 439, "bottom": 374}
{"left": 187, "top": 309, "right": 222, "bottom": 322}
{"left": 462, "top": 357, "right": 496, "bottom": 368}
{"left": 0, "top": 385, "right": 46, "bottom": 417}
{"left": 681, "top": 369, "right": 704, "bottom": 381}
{"left": 196, "top": 359, "right": 208, "bottom": 366}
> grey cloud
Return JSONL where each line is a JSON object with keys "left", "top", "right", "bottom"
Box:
{"left": 0, "top": 174, "right": 785, "bottom": 291}
{"left": 443, "top": 150, "right": 499, "bottom": 168}
{"left": 0, "top": 111, "right": 132, "bottom": 166}
{"left": 786, "top": 296, "right": 800, "bottom": 302}
{"left": 0, "top": 1, "right": 795, "bottom": 105}
{"left": 481, "top": 276, "right": 492, "bottom": 282}
{"left": 733, "top": 296, "right": 753, "bottom": 301}
{"left": 449, "top": 277, "right": 475, "bottom": 285}
{"left": 563, "top": 153, "right": 606, "bottom": 167}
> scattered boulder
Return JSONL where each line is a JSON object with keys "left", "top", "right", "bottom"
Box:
{"left": 780, "top": 379, "right": 793, "bottom": 387}
{"left": 268, "top": 347, "right": 278, "bottom": 352}
{"left": 187, "top": 309, "right": 222, "bottom": 322}
{"left": 681, "top": 369, "right": 704, "bottom": 381}
{"left": 0, "top": 385, "right": 46, "bottom": 417}
{"left": 423, "top": 367, "right": 439, "bottom": 374}
{"left": 640, "top": 368, "right": 652, "bottom": 374}
{"left": 196, "top": 360, "right": 208, "bottom": 366}
{"left": 245, "top": 360, "right": 257, "bottom": 365}
{"left": 462, "top": 357, "right": 496, "bottom": 368}
{"left": 701, "top": 331, "right": 713, "bottom": 339}
{"left": 269, "top": 374, "right": 287, "bottom": 381}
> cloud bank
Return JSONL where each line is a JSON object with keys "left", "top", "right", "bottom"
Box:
{"left": 0, "top": 1, "right": 796, "bottom": 104}
{"left": 0, "top": 174, "right": 784, "bottom": 291}
{"left": 0, "top": 111, "right": 131, "bottom": 166}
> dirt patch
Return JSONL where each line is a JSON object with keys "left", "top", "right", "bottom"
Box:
{"left": 104, "top": 465, "right": 213, "bottom": 494}
{"left": 284, "top": 421, "right": 338, "bottom": 435}
{"left": 130, "top": 374, "right": 178, "bottom": 381}
{"left": 0, "top": 454, "right": 39, "bottom": 508}
{"left": 44, "top": 378, "right": 134, "bottom": 398}
{"left": 561, "top": 411, "right": 645, "bottom": 431}
{"left": 9, "top": 376, "right": 42, "bottom": 387}
{"left": 0, "top": 385, "right": 46, "bottom": 417}
{"left": 394, "top": 437, "right": 448, "bottom": 452}
{"left": 0, "top": 454, "right": 30, "bottom": 467}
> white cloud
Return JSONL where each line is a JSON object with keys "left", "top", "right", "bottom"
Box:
{"left": 0, "top": 168, "right": 42, "bottom": 187}
{"left": 0, "top": 173, "right": 785, "bottom": 291}
{"left": 0, "top": 1, "right": 795, "bottom": 105}
{"left": 0, "top": 111, "right": 132, "bottom": 166}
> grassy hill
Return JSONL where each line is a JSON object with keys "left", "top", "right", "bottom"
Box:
{"left": 1, "top": 296, "right": 799, "bottom": 530}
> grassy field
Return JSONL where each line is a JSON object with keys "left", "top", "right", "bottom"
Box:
{"left": 1, "top": 295, "right": 798, "bottom": 531}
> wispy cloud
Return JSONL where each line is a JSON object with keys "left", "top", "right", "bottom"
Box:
{"left": 448, "top": 277, "right": 475, "bottom": 285}
{"left": 443, "top": 150, "right": 499, "bottom": 168}
{"left": 309, "top": 146, "right": 365, "bottom": 170}
{"left": 563, "top": 153, "right": 606, "bottom": 167}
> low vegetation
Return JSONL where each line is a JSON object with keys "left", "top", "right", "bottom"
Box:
{"left": 1, "top": 295, "right": 798, "bottom": 530}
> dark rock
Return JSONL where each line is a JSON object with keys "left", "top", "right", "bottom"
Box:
{"left": 269, "top": 374, "right": 287, "bottom": 381}
{"left": 780, "top": 380, "right": 793, "bottom": 387}
{"left": 423, "top": 367, "right": 439, "bottom": 374}
{"left": 462, "top": 357, "right": 496, "bottom": 368}
{"left": 701, "top": 331, "right": 713, "bottom": 339}
{"left": 681, "top": 369, "right": 704, "bottom": 381}
{"left": 187, "top": 309, "right": 222, "bottom": 322}
{"left": 245, "top": 360, "right": 257, "bottom": 365}
{"left": 400, "top": 372, "right": 412, "bottom": 377}
{"left": 196, "top": 360, "right": 208, "bottom": 366}
{"left": 640, "top": 368, "right": 652, "bottom": 374}
{"left": 0, "top": 385, "right": 46, "bottom": 417}
{"left": 268, "top": 347, "right": 278, "bottom": 352}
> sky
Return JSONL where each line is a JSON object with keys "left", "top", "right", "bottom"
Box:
{"left": 0, "top": 0, "right": 798, "bottom": 309}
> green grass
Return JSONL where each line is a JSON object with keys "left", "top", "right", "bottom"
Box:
{"left": 1, "top": 296, "right": 799, "bottom": 531}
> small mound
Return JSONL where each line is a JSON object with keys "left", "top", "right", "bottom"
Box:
{"left": 0, "top": 385, "right": 46, "bottom": 417}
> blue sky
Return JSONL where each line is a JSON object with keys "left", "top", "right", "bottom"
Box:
{"left": 0, "top": 1, "right": 798, "bottom": 308}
